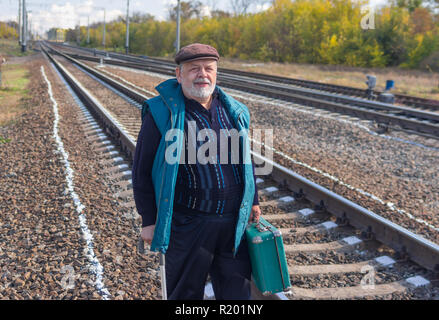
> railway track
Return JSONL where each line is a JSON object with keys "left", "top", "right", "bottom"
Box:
{"left": 52, "top": 42, "right": 439, "bottom": 112}
{"left": 51, "top": 42, "right": 439, "bottom": 112}
{"left": 39, "top": 43, "right": 439, "bottom": 300}
{"left": 46, "top": 42, "right": 439, "bottom": 139}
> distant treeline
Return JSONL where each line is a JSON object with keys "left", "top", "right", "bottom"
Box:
{"left": 20, "top": 0, "right": 439, "bottom": 69}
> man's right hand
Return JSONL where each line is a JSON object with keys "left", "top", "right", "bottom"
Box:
{"left": 141, "top": 225, "right": 155, "bottom": 245}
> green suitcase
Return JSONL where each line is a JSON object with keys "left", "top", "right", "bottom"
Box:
{"left": 246, "top": 216, "right": 291, "bottom": 296}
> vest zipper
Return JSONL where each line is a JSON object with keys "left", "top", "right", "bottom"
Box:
{"left": 155, "top": 98, "right": 174, "bottom": 249}
{"left": 234, "top": 110, "right": 246, "bottom": 254}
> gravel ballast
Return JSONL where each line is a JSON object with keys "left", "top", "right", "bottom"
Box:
{"left": 0, "top": 55, "right": 161, "bottom": 299}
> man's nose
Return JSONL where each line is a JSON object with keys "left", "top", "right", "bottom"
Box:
{"left": 197, "top": 67, "right": 208, "bottom": 77}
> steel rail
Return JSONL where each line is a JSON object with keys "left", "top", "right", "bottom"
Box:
{"left": 220, "top": 79, "right": 439, "bottom": 136}
{"left": 52, "top": 50, "right": 439, "bottom": 137}
{"left": 43, "top": 44, "right": 149, "bottom": 106}
{"left": 41, "top": 45, "right": 137, "bottom": 160}
{"left": 51, "top": 41, "right": 439, "bottom": 111}
{"left": 48, "top": 42, "right": 439, "bottom": 120}
{"left": 252, "top": 152, "right": 439, "bottom": 272}
{"left": 218, "top": 73, "right": 439, "bottom": 122}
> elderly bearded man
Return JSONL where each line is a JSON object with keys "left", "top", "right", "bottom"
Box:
{"left": 132, "top": 43, "right": 261, "bottom": 300}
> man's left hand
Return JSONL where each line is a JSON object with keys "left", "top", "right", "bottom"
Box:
{"left": 249, "top": 205, "right": 261, "bottom": 223}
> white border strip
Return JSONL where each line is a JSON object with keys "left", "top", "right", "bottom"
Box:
{"left": 41, "top": 65, "right": 111, "bottom": 300}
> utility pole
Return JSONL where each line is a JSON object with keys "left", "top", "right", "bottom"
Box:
{"left": 18, "top": 0, "right": 22, "bottom": 45}
{"left": 176, "top": 0, "right": 181, "bottom": 53}
{"left": 77, "top": 20, "right": 80, "bottom": 45}
{"left": 87, "top": 16, "right": 90, "bottom": 45}
{"left": 28, "top": 12, "right": 32, "bottom": 49}
{"left": 26, "top": 10, "right": 32, "bottom": 49}
{"left": 125, "top": 0, "right": 130, "bottom": 54}
{"left": 102, "top": 8, "right": 106, "bottom": 49}
{"left": 21, "top": 0, "right": 27, "bottom": 52}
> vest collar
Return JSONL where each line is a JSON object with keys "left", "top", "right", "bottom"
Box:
{"left": 155, "top": 78, "right": 185, "bottom": 111}
{"left": 217, "top": 86, "right": 245, "bottom": 122}
{"left": 155, "top": 78, "right": 245, "bottom": 121}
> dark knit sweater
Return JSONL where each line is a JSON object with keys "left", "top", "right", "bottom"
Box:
{"left": 132, "top": 90, "right": 259, "bottom": 227}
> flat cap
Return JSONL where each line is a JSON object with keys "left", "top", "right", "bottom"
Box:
{"left": 175, "top": 43, "right": 219, "bottom": 65}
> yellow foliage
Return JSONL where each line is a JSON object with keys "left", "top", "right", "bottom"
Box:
{"left": 60, "top": 0, "right": 439, "bottom": 68}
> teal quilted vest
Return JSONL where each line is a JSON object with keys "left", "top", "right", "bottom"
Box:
{"left": 142, "top": 78, "right": 255, "bottom": 254}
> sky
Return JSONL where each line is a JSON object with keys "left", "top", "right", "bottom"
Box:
{"left": 0, "top": 0, "right": 388, "bottom": 36}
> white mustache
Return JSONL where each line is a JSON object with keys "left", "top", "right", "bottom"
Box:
{"left": 193, "top": 78, "right": 211, "bottom": 85}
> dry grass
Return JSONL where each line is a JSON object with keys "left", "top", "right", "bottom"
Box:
{"left": 0, "top": 63, "right": 30, "bottom": 126}
{"left": 0, "top": 38, "right": 34, "bottom": 58}
{"left": 0, "top": 39, "right": 34, "bottom": 128}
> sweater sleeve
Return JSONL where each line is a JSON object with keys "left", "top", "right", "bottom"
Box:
{"left": 132, "top": 109, "right": 162, "bottom": 227}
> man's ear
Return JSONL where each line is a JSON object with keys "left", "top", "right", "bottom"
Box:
{"left": 175, "top": 66, "right": 181, "bottom": 83}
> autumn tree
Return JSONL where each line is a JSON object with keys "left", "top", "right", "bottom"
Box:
{"left": 410, "top": 7, "right": 435, "bottom": 34}
{"left": 0, "top": 21, "right": 18, "bottom": 39}
{"left": 130, "top": 12, "right": 155, "bottom": 23}
{"left": 394, "top": 0, "right": 423, "bottom": 12}
{"left": 67, "top": 0, "right": 439, "bottom": 69}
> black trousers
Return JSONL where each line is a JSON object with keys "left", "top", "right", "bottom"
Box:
{"left": 165, "top": 210, "right": 252, "bottom": 300}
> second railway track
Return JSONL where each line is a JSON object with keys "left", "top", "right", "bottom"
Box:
{"left": 39, "top": 43, "right": 439, "bottom": 300}
{"left": 47, "top": 42, "right": 439, "bottom": 139}
{"left": 52, "top": 42, "right": 439, "bottom": 112}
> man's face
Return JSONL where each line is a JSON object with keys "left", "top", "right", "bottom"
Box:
{"left": 176, "top": 59, "right": 218, "bottom": 101}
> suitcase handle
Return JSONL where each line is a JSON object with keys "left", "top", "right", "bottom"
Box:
{"left": 255, "top": 222, "right": 269, "bottom": 233}
{"left": 255, "top": 219, "right": 281, "bottom": 237}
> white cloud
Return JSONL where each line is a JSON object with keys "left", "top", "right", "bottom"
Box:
{"left": 255, "top": 3, "right": 271, "bottom": 12}
{"left": 0, "top": 13, "right": 16, "bottom": 22}
{"left": 132, "top": 1, "right": 142, "bottom": 9}
{"left": 164, "top": 0, "right": 178, "bottom": 7}
{"left": 76, "top": 0, "right": 94, "bottom": 16}
{"left": 23, "top": 1, "right": 125, "bottom": 35}
{"left": 200, "top": 5, "right": 211, "bottom": 18}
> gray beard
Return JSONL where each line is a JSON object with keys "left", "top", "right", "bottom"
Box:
{"left": 184, "top": 80, "right": 216, "bottom": 99}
